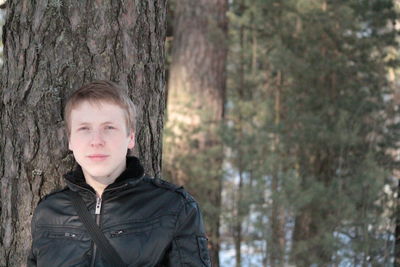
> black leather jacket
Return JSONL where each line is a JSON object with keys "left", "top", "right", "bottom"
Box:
{"left": 27, "top": 157, "right": 211, "bottom": 266}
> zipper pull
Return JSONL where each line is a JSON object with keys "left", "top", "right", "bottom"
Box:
{"left": 110, "top": 230, "right": 124, "bottom": 237}
{"left": 65, "top": 232, "right": 77, "bottom": 238}
{"left": 95, "top": 197, "right": 102, "bottom": 215}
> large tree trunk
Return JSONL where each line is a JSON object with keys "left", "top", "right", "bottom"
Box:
{"left": 0, "top": 1, "right": 166, "bottom": 266}
{"left": 163, "top": 0, "right": 228, "bottom": 266}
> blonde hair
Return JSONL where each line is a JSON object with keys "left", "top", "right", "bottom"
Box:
{"left": 64, "top": 80, "right": 136, "bottom": 137}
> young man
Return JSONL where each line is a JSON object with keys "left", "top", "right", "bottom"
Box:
{"left": 27, "top": 81, "right": 211, "bottom": 266}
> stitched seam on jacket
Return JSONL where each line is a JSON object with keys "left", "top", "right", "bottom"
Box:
{"left": 102, "top": 213, "right": 177, "bottom": 230}
{"left": 174, "top": 238, "right": 185, "bottom": 267}
{"left": 173, "top": 200, "right": 197, "bottom": 235}
{"left": 36, "top": 224, "right": 85, "bottom": 230}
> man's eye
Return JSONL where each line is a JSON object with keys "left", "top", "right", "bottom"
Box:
{"left": 105, "top": 126, "right": 115, "bottom": 130}
{"left": 78, "top": 127, "right": 89, "bottom": 131}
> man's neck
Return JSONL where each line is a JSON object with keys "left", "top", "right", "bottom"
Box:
{"left": 82, "top": 161, "right": 127, "bottom": 197}
{"left": 84, "top": 176, "right": 110, "bottom": 197}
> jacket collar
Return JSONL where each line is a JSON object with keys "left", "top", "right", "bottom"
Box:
{"left": 64, "top": 156, "right": 145, "bottom": 195}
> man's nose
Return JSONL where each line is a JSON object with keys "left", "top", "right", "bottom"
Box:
{"left": 90, "top": 130, "right": 105, "bottom": 146}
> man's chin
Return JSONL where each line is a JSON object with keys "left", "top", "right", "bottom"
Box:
{"left": 87, "top": 171, "right": 112, "bottom": 179}
{"left": 82, "top": 167, "right": 113, "bottom": 180}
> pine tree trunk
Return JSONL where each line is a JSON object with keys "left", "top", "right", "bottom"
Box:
{"left": 291, "top": 152, "right": 335, "bottom": 266}
{"left": 270, "top": 175, "right": 285, "bottom": 267}
{"left": 0, "top": 1, "right": 166, "bottom": 266}
{"left": 395, "top": 178, "right": 400, "bottom": 267}
{"left": 232, "top": 19, "right": 245, "bottom": 267}
{"left": 270, "top": 72, "right": 286, "bottom": 267}
{"left": 234, "top": 170, "right": 244, "bottom": 267}
{"left": 164, "top": 0, "right": 228, "bottom": 266}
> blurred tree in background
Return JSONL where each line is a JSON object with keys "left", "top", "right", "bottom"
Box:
{"left": 165, "top": 0, "right": 400, "bottom": 266}
{"left": 163, "top": 0, "right": 228, "bottom": 265}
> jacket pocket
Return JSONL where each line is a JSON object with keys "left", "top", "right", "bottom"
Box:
{"left": 108, "top": 219, "right": 161, "bottom": 238}
{"left": 45, "top": 231, "right": 83, "bottom": 240}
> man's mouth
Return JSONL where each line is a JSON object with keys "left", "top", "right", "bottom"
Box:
{"left": 87, "top": 154, "right": 109, "bottom": 161}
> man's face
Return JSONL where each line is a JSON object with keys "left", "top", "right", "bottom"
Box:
{"left": 68, "top": 101, "right": 135, "bottom": 182}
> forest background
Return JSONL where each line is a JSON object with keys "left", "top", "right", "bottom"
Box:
{"left": 0, "top": 0, "right": 400, "bottom": 267}
{"left": 164, "top": 0, "right": 400, "bottom": 266}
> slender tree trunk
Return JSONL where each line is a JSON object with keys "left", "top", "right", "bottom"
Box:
{"left": 164, "top": 0, "right": 228, "bottom": 265}
{"left": 0, "top": 1, "right": 166, "bottom": 266}
{"left": 232, "top": 16, "right": 246, "bottom": 267}
{"left": 395, "top": 178, "right": 400, "bottom": 267}
{"left": 270, "top": 71, "right": 286, "bottom": 267}
{"left": 234, "top": 170, "right": 244, "bottom": 267}
{"left": 292, "top": 149, "right": 336, "bottom": 266}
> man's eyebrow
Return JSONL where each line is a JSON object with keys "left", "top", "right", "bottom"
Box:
{"left": 75, "top": 121, "right": 116, "bottom": 126}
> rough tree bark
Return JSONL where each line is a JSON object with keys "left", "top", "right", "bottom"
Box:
{"left": 164, "top": 0, "right": 228, "bottom": 266}
{"left": 0, "top": 1, "right": 166, "bottom": 266}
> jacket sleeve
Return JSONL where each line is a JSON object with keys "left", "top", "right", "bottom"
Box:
{"left": 27, "top": 247, "right": 37, "bottom": 267}
{"left": 27, "top": 210, "right": 37, "bottom": 267}
{"left": 165, "top": 200, "right": 212, "bottom": 267}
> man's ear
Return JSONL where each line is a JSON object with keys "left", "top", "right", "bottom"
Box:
{"left": 128, "top": 131, "right": 135, "bottom": 149}
{"left": 68, "top": 138, "right": 73, "bottom": 151}
{"left": 68, "top": 132, "right": 73, "bottom": 151}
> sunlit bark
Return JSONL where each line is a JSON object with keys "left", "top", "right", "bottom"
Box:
{"left": 164, "top": 0, "right": 228, "bottom": 265}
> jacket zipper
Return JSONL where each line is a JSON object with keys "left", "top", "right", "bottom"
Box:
{"left": 90, "top": 196, "right": 102, "bottom": 267}
{"left": 70, "top": 182, "right": 133, "bottom": 266}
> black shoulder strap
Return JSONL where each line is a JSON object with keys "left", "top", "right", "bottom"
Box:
{"left": 65, "top": 190, "right": 127, "bottom": 267}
